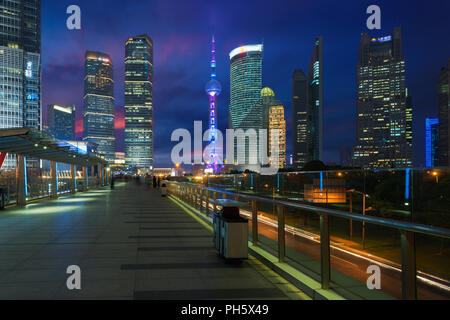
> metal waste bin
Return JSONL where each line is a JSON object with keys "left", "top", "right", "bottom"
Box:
{"left": 213, "top": 199, "right": 248, "bottom": 260}
{"left": 0, "top": 186, "right": 9, "bottom": 210}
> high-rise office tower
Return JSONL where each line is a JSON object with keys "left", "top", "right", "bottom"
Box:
{"left": 47, "top": 104, "right": 75, "bottom": 141}
{"left": 269, "top": 105, "right": 286, "bottom": 169}
{"left": 0, "top": 0, "right": 41, "bottom": 168}
{"left": 229, "top": 44, "right": 263, "bottom": 168}
{"left": 83, "top": 51, "right": 115, "bottom": 163}
{"left": 308, "top": 37, "right": 324, "bottom": 161}
{"left": 124, "top": 35, "right": 153, "bottom": 172}
{"left": 292, "top": 37, "right": 324, "bottom": 170}
{"left": 353, "top": 27, "right": 413, "bottom": 168}
{"left": 425, "top": 118, "right": 439, "bottom": 168}
{"left": 292, "top": 69, "right": 311, "bottom": 169}
{"left": 260, "top": 87, "right": 285, "bottom": 168}
{"left": 438, "top": 59, "right": 449, "bottom": 167}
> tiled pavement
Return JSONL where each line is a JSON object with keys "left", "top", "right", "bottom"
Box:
{"left": 0, "top": 181, "right": 309, "bottom": 300}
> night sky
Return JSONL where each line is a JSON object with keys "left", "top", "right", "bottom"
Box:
{"left": 41, "top": 0, "right": 450, "bottom": 168}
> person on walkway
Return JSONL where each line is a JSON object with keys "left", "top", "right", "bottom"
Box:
{"left": 110, "top": 175, "right": 115, "bottom": 190}
{"left": 157, "top": 177, "right": 161, "bottom": 188}
{"left": 153, "top": 175, "right": 157, "bottom": 188}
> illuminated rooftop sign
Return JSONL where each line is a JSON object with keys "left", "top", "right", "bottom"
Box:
{"left": 229, "top": 44, "right": 263, "bottom": 60}
{"left": 53, "top": 105, "right": 73, "bottom": 114}
{"left": 371, "top": 36, "right": 392, "bottom": 43}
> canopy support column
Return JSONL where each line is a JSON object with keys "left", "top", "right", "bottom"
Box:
{"left": 50, "top": 161, "right": 57, "bottom": 198}
{"left": 70, "top": 164, "right": 76, "bottom": 194}
{"left": 16, "top": 155, "right": 26, "bottom": 206}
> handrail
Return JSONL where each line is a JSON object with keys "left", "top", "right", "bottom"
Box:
{"left": 166, "top": 181, "right": 450, "bottom": 239}
{"left": 165, "top": 180, "right": 450, "bottom": 299}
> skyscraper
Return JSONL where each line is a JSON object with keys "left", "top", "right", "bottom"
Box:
{"left": 353, "top": 27, "right": 413, "bottom": 168}
{"left": 438, "top": 59, "right": 449, "bottom": 167}
{"left": 124, "top": 35, "right": 153, "bottom": 172}
{"left": 269, "top": 105, "right": 286, "bottom": 169}
{"left": 425, "top": 118, "right": 439, "bottom": 168}
{"left": 292, "top": 37, "right": 324, "bottom": 170}
{"left": 205, "top": 37, "right": 222, "bottom": 171}
{"left": 83, "top": 51, "right": 115, "bottom": 163}
{"left": 47, "top": 104, "right": 75, "bottom": 141}
{"left": 0, "top": 0, "right": 41, "bottom": 168}
{"left": 260, "top": 87, "right": 286, "bottom": 168}
{"left": 308, "top": 37, "right": 324, "bottom": 161}
{"left": 292, "top": 69, "right": 311, "bottom": 169}
{"left": 229, "top": 44, "right": 263, "bottom": 168}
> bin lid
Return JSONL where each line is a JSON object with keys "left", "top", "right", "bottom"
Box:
{"left": 213, "top": 199, "right": 248, "bottom": 208}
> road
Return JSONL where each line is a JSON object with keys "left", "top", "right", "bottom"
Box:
{"left": 241, "top": 210, "right": 450, "bottom": 300}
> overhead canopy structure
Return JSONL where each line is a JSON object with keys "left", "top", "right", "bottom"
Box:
{"left": 0, "top": 128, "right": 108, "bottom": 167}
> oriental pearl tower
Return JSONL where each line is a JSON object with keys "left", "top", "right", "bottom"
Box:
{"left": 205, "top": 36, "right": 222, "bottom": 172}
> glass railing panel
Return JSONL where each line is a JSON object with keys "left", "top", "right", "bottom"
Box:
{"left": 415, "top": 233, "right": 450, "bottom": 300}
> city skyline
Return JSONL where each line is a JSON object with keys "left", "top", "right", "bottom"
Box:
{"left": 40, "top": 0, "right": 450, "bottom": 168}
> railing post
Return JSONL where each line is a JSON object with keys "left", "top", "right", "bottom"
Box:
{"left": 320, "top": 213, "right": 331, "bottom": 290}
{"left": 195, "top": 189, "right": 199, "bottom": 210}
{"left": 252, "top": 200, "right": 258, "bottom": 246}
{"left": 401, "top": 230, "right": 417, "bottom": 300}
{"left": 213, "top": 192, "right": 217, "bottom": 213}
{"left": 278, "top": 205, "right": 285, "bottom": 262}
{"left": 205, "top": 190, "right": 209, "bottom": 216}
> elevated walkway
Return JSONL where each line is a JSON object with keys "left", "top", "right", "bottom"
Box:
{"left": 0, "top": 181, "right": 309, "bottom": 300}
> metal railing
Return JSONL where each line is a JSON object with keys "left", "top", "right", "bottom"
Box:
{"left": 165, "top": 180, "right": 450, "bottom": 300}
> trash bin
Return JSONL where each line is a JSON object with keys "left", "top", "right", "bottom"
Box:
{"left": 0, "top": 187, "right": 9, "bottom": 210}
{"left": 213, "top": 199, "right": 248, "bottom": 260}
{"left": 161, "top": 183, "right": 168, "bottom": 197}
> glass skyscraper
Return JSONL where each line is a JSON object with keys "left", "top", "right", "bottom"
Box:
{"left": 292, "top": 37, "right": 324, "bottom": 169}
{"left": 0, "top": 0, "right": 41, "bottom": 168}
{"left": 229, "top": 44, "right": 263, "bottom": 168}
{"left": 425, "top": 118, "right": 439, "bottom": 168}
{"left": 124, "top": 35, "right": 153, "bottom": 172}
{"left": 83, "top": 51, "right": 115, "bottom": 163}
{"left": 353, "top": 27, "right": 413, "bottom": 168}
{"left": 47, "top": 104, "right": 75, "bottom": 141}
{"left": 438, "top": 59, "right": 449, "bottom": 167}
{"left": 308, "top": 37, "right": 324, "bottom": 162}
{"left": 292, "top": 69, "right": 311, "bottom": 169}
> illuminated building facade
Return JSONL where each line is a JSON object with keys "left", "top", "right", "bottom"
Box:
{"left": 292, "top": 69, "right": 311, "bottom": 169}
{"left": 124, "top": 35, "right": 153, "bottom": 172}
{"left": 47, "top": 104, "right": 75, "bottom": 141}
{"left": 229, "top": 44, "right": 263, "bottom": 168}
{"left": 260, "top": 87, "right": 286, "bottom": 168}
{"left": 205, "top": 37, "right": 222, "bottom": 171}
{"left": 292, "top": 37, "right": 324, "bottom": 169}
{"left": 83, "top": 51, "right": 115, "bottom": 163}
{"left": 438, "top": 59, "right": 449, "bottom": 167}
{"left": 0, "top": 0, "right": 41, "bottom": 168}
{"left": 268, "top": 104, "right": 286, "bottom": 169}
{"left": 425, "top": 118, "right": 439, "bottom": 168}
{"left": 353, "top": 27, "right": 413, "bottom": 168}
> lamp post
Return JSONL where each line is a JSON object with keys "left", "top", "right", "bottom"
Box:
{"left": 346, "top": 189, "right": 367, "bottom": 249}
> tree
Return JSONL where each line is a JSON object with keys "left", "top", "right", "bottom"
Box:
{"left": 302, "top": 160, "right": 326, "bottom": 172}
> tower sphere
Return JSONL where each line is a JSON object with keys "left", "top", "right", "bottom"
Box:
{"left": 261, "top": 86, "right": 275, "bottom": 97}
{"left": 206, "top": 79, "right": 222, "bottom": 96}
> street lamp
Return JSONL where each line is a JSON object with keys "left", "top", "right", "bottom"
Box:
{"left": 346, "top": 189, "right": 367, "bottom": 249}
{"left": 431, "top": 171, "right": 439, "bottom": 183}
